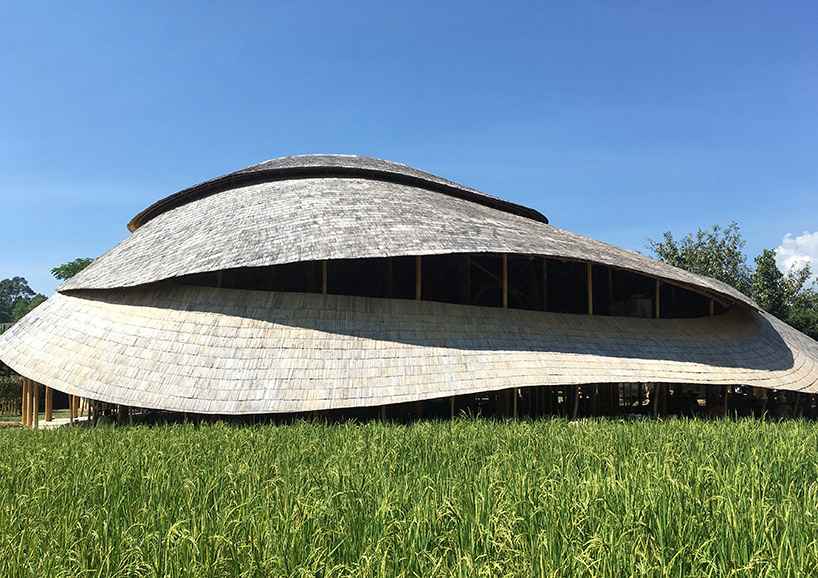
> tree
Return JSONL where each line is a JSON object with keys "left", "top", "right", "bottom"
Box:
{"left": 51, "top": 257, "right": 94, "bottom": 281}
{"left": 0, "top": 277, "right": 39, "bottom": 323}
{"left": 11, "top": 294, "right": 46, "bottom": 322}
{"left": 646, "top": 222, "right": 751, "bottom": 293}
{"left": 647, "top": 224, "right": 818, "bottom": 340}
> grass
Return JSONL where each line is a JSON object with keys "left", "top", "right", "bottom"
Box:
{"left": 0, "top": 409, "right": 72, "bottom": 423}
{"left": 1, "top": 418, "right": 817, "bottom": 577}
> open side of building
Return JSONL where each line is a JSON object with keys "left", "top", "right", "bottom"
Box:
{"left": 2, "top": 155, "right": 817, "bottom": 425}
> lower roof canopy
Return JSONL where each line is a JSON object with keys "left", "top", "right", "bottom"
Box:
{"left": 0, "top": 285, "right": 816, "bottom": 415}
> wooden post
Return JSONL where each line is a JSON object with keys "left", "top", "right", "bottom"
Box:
{"left": 380, "top": 405, "right": 386, "bottom": 422}
{"left": 542, "top": 258, "right": 548, "bottom": 311}
{"left": 21, "top": 379, "right": 27, "bottom": 427}
{"left": 607, "top": 268, "right": 614, "bottom": 309}
{"left": 459, "top": 255, "right": 471, "bottom": 305}
{"left": 502, "top": 254, "right": 508, "bottom": 308}
{"left": 412, "top": 400, "right": 423, "bottom": 419}
{"left": 653, "top": 384, "right": 659, "bottom": 418}
{"left": 513, "top": 388, "right": 518, "bottom": 417}
{"left": 415, "top": 256, "right": 422, "bottom": 301}
{"left": 724, "top": 386, "right": 729, "bottom": 415}
{"left": 23, "top": 379, "right": 29, "bottom": 428}
{"left": 69, "top": 395, "right": 75, "bottom": 424}
{"left": 45, "top": 387, "right": 53, "bottom": 421}
{"left": 590, "top": 384, "right": 598, "bottom": 417}
{"left": 386, "top": 257, "right": 393, "bottom": 298}
{"left": 572, "top": 386, "right": 580, "bottom": 420}
{"left": 709, "top": 299, "right": 715, "bottom": 316}
{"left": 216, "top": 271, "right": 223, "bottom": 288}
{"left": 33, "top": 382, "right": 39, "bottom": 430}
{"left": 655, "top": 279, "right": 661, "bottom": 319}
{"left": 322, "top": 260, "right": 328, "bottom": 294}
{"left": 450, "top": 396, "right": 455, "bottom": 418}
{"left": 587, "top": 263, "right": 593, "bottom": 315}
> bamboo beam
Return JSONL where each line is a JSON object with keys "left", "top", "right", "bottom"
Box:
{"left": 322, "top": 260, "right": 328, "bottom": 294}
{"left": 502, "top": 254, "right": 508, "bottom": 308}
{"left": 415, "top": 256, "right": 421, "bottom": 301}
{"left": 45, "top": 387, "right": 52, "bottom": 421}
{"left": 587, "top": 263, "right": 593, "bottom": 315}
{"left": 655, "top": 279, "right": 661, "bottom": 319}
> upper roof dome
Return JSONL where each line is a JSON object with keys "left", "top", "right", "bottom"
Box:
{"left": 127, "top": 154, "right": 549, "bottom": 232}
{"left": 60, "top": 154, "right": 755, "bottom": 310}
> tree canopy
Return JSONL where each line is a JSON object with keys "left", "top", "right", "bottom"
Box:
{"left": 0, "top": 257, "right": 94, "bottom": 324}
{"left": 646, "top": 222, "right": 752, "bottom": 293}
{"left": 51, "top": 257, "right": 94, "bottom": 281}
{"left": 648, "top": 224, "right": 817, "bottom": 340}
{"left": 0, "top": 277, "right": 45, "bottom": 323}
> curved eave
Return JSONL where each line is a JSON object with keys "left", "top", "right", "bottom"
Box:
{"left": 1, "top": 286, "right": 814, "bottom": 415}
{"left": 62, "top": 176, "right": 757, "bottom": 310}
{"left": 127, "top": 155, "right": 549, "bottom": 231}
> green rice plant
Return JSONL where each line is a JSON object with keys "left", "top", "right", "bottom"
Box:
{"left": 1, "top": 418, "right": 817, "bottom": 577}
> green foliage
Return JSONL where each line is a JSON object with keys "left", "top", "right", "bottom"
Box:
{"left": 0, "top": 277, "right": 44, "bottom": 323}
{"left": 0, "top": 375, "right": 20, "bottom": 414}
{"left": 752, "top": 249, "right": 816, "bottom": 334}
{"left": 647, "top": 222, "right": 751, "bottom": 293}
{"left": 648, "top": 224, "right": 818, "bottom": 339}
{"left": 2, "top": 419, "right": 818, "bottom": 577}
{"left": 50, "top": 257, "right": 94, "bottom": 281}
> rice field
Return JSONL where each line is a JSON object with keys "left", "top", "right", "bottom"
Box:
{"left": 2, "top": 418, "right": 817, "bottom": 577}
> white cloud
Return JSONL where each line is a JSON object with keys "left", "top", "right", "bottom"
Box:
{"left": 776, "top": 231, "right": 818, "bottom": 282}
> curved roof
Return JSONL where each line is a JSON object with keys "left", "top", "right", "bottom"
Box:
{"left": 127, "top": 154, "right": 549, "bottom": 232}
{"left": 62, "top": 155, "right": 754, "bottom": 308}
{"left": 1, "top": 286, "right": 814, "bottom": 414}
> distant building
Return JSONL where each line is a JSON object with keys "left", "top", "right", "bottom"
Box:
{"left": 1, "top": 155, "right": 817, "bottom": 419}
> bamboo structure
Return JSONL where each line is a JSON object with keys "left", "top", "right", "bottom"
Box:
{"left": 0, "top": 154, "right": 816, "bottom": 418}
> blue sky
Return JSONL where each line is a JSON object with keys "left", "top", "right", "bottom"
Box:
{"left": 2, "top": 1, "right": 816, "bottom": 295}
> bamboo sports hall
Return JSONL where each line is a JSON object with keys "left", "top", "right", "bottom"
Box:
{"left": 2, "top": 155, "right": 818, "bottom": 426}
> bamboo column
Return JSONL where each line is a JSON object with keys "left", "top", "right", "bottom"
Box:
{"left": 415, "top": 256, "right": 421, "bottom": 300}
{"left": 33, "top": 381, "right": 39, "bottom": 430}
{"left": 542, "top": 258, "right": 548, "bottom": 311}
{"left": 21, "top": 378, "right": 28, "bottom": 427}
{"left": 502, "top": 254, "right": 508, "bottom": 308}
{"left": 45, "top": 386, "right": 53, "bottom": 421}
{"left": 386, "top": 257, "right": 393, "bottom": 298}
{"left": 655, "top": 279, "right": 661, "bottom": 319}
